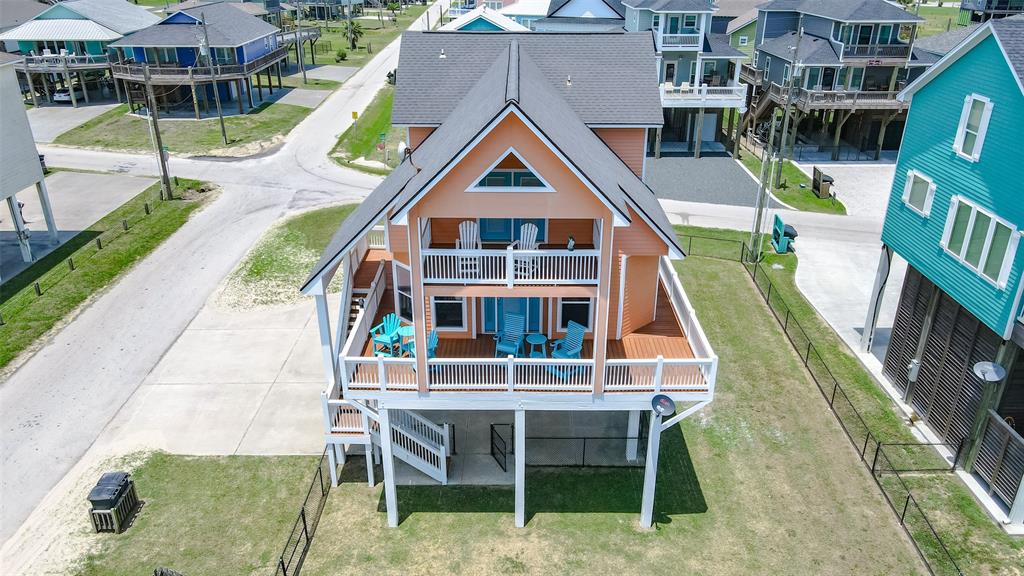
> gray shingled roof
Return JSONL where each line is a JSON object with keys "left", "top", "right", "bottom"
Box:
{"left": 394, "top": 32, "right": 663, "bottom": 127}
{"left": 547, "top": 0, "right": 626, "bottom": 17}
{"left": 914, "top": 23, "right": 981, "bottom": 56}
{"left": 0, "top": 0, "right": 48, "bottom": 32}
{"left": 622, "top": 0, "right": 715, "bottom": 11}
{"left": 302, "top": 39, "right": 682, "bottom": 291}
{"left": 111, "top": 2, "right": 277, "bottom": 48}
{"left": 758, "top": 31, "right": 840, "bottom": 65}
{"left": 759, "top": 0, "right": 922, "bottom": 22}
{"left": 715, "top": 0, "right": 766, "bottom": 18}
{"left": 991, "top": 15, "right": 1024, "bottom": 86}
{"left": 726, "top": 8, "right": 759, "bottom": 34}
{"left": 0, "top": 52, "right": 23, "bottom": 65}
{"left": 704, "top": 33, "right": 747, "bottom": 57}
{"left": 60, "top": 0, "right": 160, "bottom": 35}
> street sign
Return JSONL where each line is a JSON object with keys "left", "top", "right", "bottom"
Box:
{"left": 378, "top": 132, "right": 386, "bottom": 142}
{"left": 351, "top": 111, "right": 358, "bottom": 120}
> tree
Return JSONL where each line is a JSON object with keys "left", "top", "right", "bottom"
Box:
{"left": 387, "top": 1, "right": 400, "bottom": 18}
{"left": 343, "top": 20, "right": 364, "bottom": 50}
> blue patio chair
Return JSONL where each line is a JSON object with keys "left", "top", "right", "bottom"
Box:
{"left": 550, "top": 320, "right": 585, "bottom": 360}
{"left": 370, "top": 313, "right": 402, "bottom": 357}
{"left": 406, "top": 328, "right": 439, "bottom": 360}
{"left": 494, "top": 312, "right": 526, "bottom": 357}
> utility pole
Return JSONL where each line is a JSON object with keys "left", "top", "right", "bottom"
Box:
{"left": 775, "top": 19, "right": 803, "bottom": 187}
{"left": 201, "top": 12, "right": 228, "bottom": 145}
{"left": 142, "top": 64, "right": 173, "bottom": 201}
{"left": 347, "top": 0, "right": 354, "bottom": 50}
{"left": 296, "top": 0, "right": 308, "bottom": 84}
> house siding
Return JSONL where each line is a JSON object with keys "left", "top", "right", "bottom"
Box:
{"left": 802, "top": 14, "right": 835, "bottom": 39}
{"left": 0, "top": 63, "right": 44, "bottom": 199}
{"left": 758, "top": 10, "right": 798, "bottom": 43}
{"left": 729, "top": 20, "right": 757, "bottom": 59}
{"left": 408, "top": 126, "right": 434, "bottom": 149}
{"left": 880, "top": 34, "right": 1024, "bottom": 336}
{"left": 593, "top": 127, "right": 646, "bottom": 178}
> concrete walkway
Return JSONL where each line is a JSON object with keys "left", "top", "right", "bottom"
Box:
{"left": 0, "top": 1, "right": 448, "bottom": 558}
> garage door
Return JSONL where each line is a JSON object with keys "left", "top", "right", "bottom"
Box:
{"left": 909, "top": 292, "right": 1001, "bottom": 449}
{"left": 883, "top": 267, "right": 935, "bottom": 397}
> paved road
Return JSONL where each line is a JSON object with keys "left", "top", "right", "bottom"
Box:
{"left": 0, "top": 0, "right": 448, "bottom": 547}
{"left": 647, "top": 156, "right": 769, "bottom": 208}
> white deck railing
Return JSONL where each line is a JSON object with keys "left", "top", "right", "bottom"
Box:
{"left": 367, "top": 224, "right": 387, "bottom": 249}
{"left": 427, "top": 357, "right": 594, "bottom": 392}
{"left": 343, "top": 357, "right": 419, "bottom": 392}
{"left": 604, "top": 357, "right": 712, "bottom": 393}
{"left": 660, "top": 33, "right": 702, "bottom": 48}
{"left": 421, "top": 246, "right": 600, "bottom": 286}
{"left": 663, "top": 83, "right": 747, "bottom": 104}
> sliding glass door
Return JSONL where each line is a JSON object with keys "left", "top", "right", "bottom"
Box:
{"left": 481, "top": 297, "right": 542, "bottom": 334}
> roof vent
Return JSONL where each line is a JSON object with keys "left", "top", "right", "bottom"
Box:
{"left": 566, "top": 74, "right": 572, "bottom": 87}
{"left": 439, "top": 48, "right": 446, "bottom": 59}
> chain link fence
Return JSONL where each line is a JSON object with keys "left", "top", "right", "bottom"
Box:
{"left": 275, "top": 450, "right": 333, "bottom": 576}
{"left": 678, "top": 233, "right": 965, "bottom": 576}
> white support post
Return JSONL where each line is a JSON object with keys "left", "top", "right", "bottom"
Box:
{"left": 507, "top": 355, "right": 515, "bottom": 392}
{"left": 327, "top": 442, "right": 339, "bottom": 487}
{"left": 314, "top": 282, "right": 338, "bottom": 389}
{"left": 336, "top": 442, "right": 346, "bottom": 465}
{"left": 6, "top": 195, "right": 33, "bottom": 262}
{"left": 653, "top": 355, "right": 664, "bottom": 394}
{"left": 506, "top": 245, "right": 515, "bottom": 288}
{"left": 379, "top": 407, "right": 399, "bottom": 527}
{"left": 1009, "top": 473, "right": 1024, "bottom": 525}
{"left": 377, "top": 355, "right": 387, "bottom": 392}
{"left": 860, "top": 244, "right": 892, "bottom": 353}
{"left": 514, "top": 408, "right": 526, "bottom": 528}
{"left": 35, "top": 179, "right": 59, "bottom": 245}
{"left": 363, "top": 412, "right": 375, "bottom": 486}
{"left": 626, "top": 410, "right": 641, "bottom": 460}
{"left": 640, "top": 411, "right": 662, "bottom": 528}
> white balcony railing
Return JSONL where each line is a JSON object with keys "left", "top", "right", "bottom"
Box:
{"left": 663, "top": 83, "right": 747, "bottom": 104}
{"left": 428, "top": 357, "right": 595, "bottom": 392}
{"left": 604, "top": 357, "right": 711, "bottom": 393}
{"left": 421, "top": 246, "right": 600, "bottom": 286}
{"left": 660, "top": 33, "right": 702, "bottom": 48}
{"left": 842, "top": 43, "right": 912, "bottom": 59}
{"left": 367, "top": 224, "right": 387, "bottom": 249}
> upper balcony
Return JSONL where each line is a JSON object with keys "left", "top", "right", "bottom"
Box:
{"left": 110, "top": 46, "right": 288, "bottom": 84}
{"left": 326, "top": 247, "right": 717, "bottom": 410}
{"left": 764, "top": 82, "right": 905, "bottom": 112}
{"left": 662, "top": 81, "right": 747, "bottom": 109}
{"left": 419, "top": 217, "right": 602, "bottom": 287}
{"left": 16, "top": 53, "right": 110, "bottom": 73}
{"left": 842, "top": 42, "right": 912, "bottom": 60}
{"left": 657, "top": 32, "right": 702, "bottom": 51}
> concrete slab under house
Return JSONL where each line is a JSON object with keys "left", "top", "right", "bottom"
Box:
{"left": 301, "top": 32, "right": 717, "bottom": 528}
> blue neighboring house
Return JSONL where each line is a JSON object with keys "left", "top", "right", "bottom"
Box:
{"left": 109, "top": 1, "right": 288, "bottom": 118}
{"left": 863, "top": 16, "right": 1024, "bottom": 528}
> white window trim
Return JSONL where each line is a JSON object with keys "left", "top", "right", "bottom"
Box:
{"left": 900, "top": 169, "right": 935, "bottom": 217}
{"left": 393, "top": 261, "right": 414, "bottom": 322}
{"left": 465, "top": 146, "right": 555, "bottom": 193}
{"left": 940, "top": 195, "right": 1019, "bottom": 288}
{"left": 953, "top": 93, "right": 993, "bottom": 162}
{"left": 738, "top": 36, "right": 749, "bottom": 46}
{"left": 430, "top": 296, "right": 467, "bottom": 331}
{"left": 556, "top": 297, "right": 594, "bottom": 333}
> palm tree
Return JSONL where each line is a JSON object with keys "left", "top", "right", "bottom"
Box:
{"left": 343, "top": 20, "right": 364, "bottom": 50}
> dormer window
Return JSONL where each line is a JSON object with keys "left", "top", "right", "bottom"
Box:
{"left": 683, "top": 14, "right": 697, "bottom": 30}
{"left": 467, "top": 148, "right": 554, "bottom": 192}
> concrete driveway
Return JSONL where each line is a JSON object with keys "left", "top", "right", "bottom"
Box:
{"left": 647, "top": 156, "right": 779, "bottom": 209}
{"left": 794, "top": 162, "right": 897, "bottom": 218}
{"left": 287, "top": 64, "right": 359, "bottom": 83}
{"left": 27, "top": 102, "right": 120, "bottom": 143}
{"left": 1, "top": 171, "right": 156, "bottom": 282}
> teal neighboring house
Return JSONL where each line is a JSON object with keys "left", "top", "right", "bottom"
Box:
{"left": 864, "top": 16, "right": 1024, "bottom": 529}
{"left": 0, "top": 0, "right": 158, "bottom": 106}
{"left": 438, "top": 6, "right": 531, "bottom": 32}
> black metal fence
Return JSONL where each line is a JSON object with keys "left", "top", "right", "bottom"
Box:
{"left": 677, "top": 233, "right": 965, "bottom": 576}
{"left": 525, "top": 437, "right": 646, "bottom": 467}
{"left": 274, "top": 450, "right": 333, "bottom": 576}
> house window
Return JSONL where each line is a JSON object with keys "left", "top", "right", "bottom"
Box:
{"left": 763, "top": 55, "right": 770, "bottom": 76}
{"left": 953, "top": 94, "right": 992, "bottom": 161}
{"left": 431, "top": 296, "right": 466, "bottom": 330}
{"left": 783, "top": 64, "right": 791, "bottom": 83}
{"left": 651, "top": 14, "right": 660, "bottom": 31}
{"left": 264, "top": 36, "right": 270, "bottom": 50}
{"left": 942, "top": 196, "right": 1018, "bottom": 286}
{"left": 558, "top": 298, "right": 593, "bottom": 331}
{"left": 469, "top": 149, "right": 553, "bottom": 192}
{"left": 479, "top": 218, "right": 547, "bottom": 243}
{"left": 901, "top": 170, "right": 935, "bottom": 216}
{"left": 683, "top": 14, "right": 697, "bottom": 30}
{"left": 739, "top": 36, "right": 748, "bottom": 46}
{"left": 394, "top": 263, "right": 413, "bottom": 321}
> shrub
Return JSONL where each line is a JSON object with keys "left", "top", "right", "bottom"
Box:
{"left": 335, "top": 48, "right": 347, "bottom": 62}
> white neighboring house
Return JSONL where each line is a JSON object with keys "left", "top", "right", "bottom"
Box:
{"left": 0, "top": 52, "right": 58, "bottom": 282}
{"left": 439, "top": 5, "right": 531, "bottom": 31}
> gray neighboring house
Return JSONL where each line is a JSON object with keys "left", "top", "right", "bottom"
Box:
{"left": 531, "top": 0, "right": 627, "bottom": 31}
{"left": 914, "top": 22, "right": 983, "bottom": 56}
{"left": 0, "top": 0, "right": 47, "bottom": 53}
{"left": 739, "top": 0, "right": 939, "bottom": 161}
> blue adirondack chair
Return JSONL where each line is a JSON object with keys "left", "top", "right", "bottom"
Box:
{"left": 551, "top": 320, "right": 585, "bottom": 360}
{"left": 406, "top": 328, "right": 439, "bottom": 359}
{"left": 494, "top": 313, "right": 526, "bottom": 357}
{"left": 370, "top": 313, "right": 402, "bottom": 357}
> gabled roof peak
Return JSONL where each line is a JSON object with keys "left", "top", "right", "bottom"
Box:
{"left": 506, "top": 38, "right": 520, "bottom": 104}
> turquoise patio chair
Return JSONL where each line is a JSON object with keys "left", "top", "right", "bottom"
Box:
{"left": 550, "top": 320, "right": 585, "bottom": 360}
{"left": 494, "top": 312, "right": 526, "bottom": 357}
{"left": 406, "top": 328, "right": 439, "bottom": 360}
{"left": 370, "top": 313, "right": 402, "bottom": 357}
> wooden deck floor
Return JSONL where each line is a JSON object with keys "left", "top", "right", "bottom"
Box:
{"left": 352, "top": 249, "right": 391, "bottom": 290}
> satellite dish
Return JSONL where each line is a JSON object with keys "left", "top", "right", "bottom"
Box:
{"left": 973, "top": 361, "right": 1006, "bottom": 383}
{"left": 651, "top": 394, "right": 675, "bottom": 417}
{"left": 397, "top": 140, "right": 407, "bottom": 160}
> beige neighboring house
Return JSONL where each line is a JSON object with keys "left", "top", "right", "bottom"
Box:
{"left": 0, "top": 52, "right": 57, "bottom": 282}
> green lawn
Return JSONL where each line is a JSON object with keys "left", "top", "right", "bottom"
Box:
{"left": 0, "top": 178, "right": 212, "bottom": 369}
{"left": 54, "top": 102, "right": 311, "bottom": 156}
{"left": 331, "top": 85, "right": 404, "bottom": 175}
{"left": 916, "top": 6, "right": 963, "bottom": 38}
{"left": 220, "top": 203, "right": 357, "bottom": 308}
{"left": 739, "top": 149, "right": 847, "bottom": 215}
{"left": 76, "top": 453, "right": 315, "bottom": 576}
{"left": 297, "top": 5, "right": 429, "bottom": 70}
{"left": 674, "top": 225, "right": 1023, "bottom": 574}
{"left": 126, "top": 0, "right": 172, "bottom": 7}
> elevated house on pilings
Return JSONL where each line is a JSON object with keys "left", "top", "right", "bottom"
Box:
{"left": 301, "top": 32, "right": 718, "bottom": 528}
{"left": 960, "top": 0, "right": 1024, "bottom": 24}
{"left": 739, "top": 0, "right": 939, "bottom": 162}
{"left": 108, "top": 2, "right": 299, "bottom": 119}
{"left": 0, "top": 0, "right": 159, "bottom": 108}
{"left": 863, "top": 16, "right": 1024, "bottom": 531}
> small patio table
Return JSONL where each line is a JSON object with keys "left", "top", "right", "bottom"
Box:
{"left": 397, "top": 325, "right": 416, "bottom": 356}
{"left": 526, "top": 333, "right": 548, "bottom": 358}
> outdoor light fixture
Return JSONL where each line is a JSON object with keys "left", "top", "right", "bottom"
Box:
{"left": 651, "top": 394, "right": 675, "bottom": 417}
{"left": 973, "top": 361, "right": 1006, "bottom": 383}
